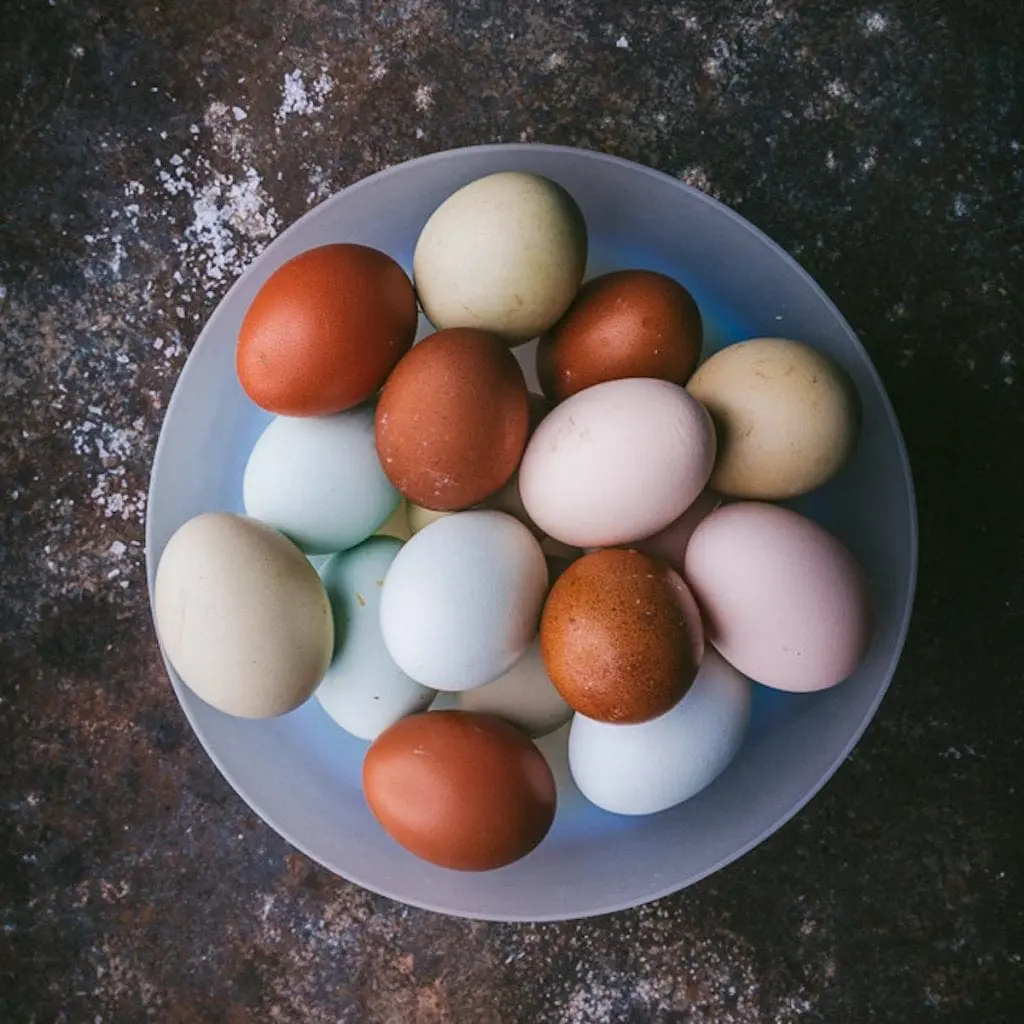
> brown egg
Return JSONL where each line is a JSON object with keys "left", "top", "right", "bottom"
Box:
{"left": 540, "top": 548, "right": 704, "bottom": 723}
{"left": 536, "top": 269, "right": 703, "bottom": 402}
{"left": 363, "top": 710, "right": 557, "bottom": 871}
{"left": 375, "top": 328, "right": 530, "bottom": 511}
{"left": 237, "top": 244, "right": 417, "bottom": 416}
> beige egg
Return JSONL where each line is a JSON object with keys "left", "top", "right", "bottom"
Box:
{"left": 407, "top": 503, "right": 451, "bottom": 535}
{"left": 154, "top": 512, "right": 333, "bottom": 718}
{"left": 375, "top": 500, "right": 411, "bottom": 541}
{"left": 413, "top": 172, "right": 588, "bottom": 345}
{"left": 687, "top": 338, "right": 859, "bottom": 500}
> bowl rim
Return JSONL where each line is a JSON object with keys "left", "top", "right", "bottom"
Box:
{"left": 145, "top": 142, "right": 919, "bottom": 921}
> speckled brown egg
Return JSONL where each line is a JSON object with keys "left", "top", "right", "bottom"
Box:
{"left": 363, "top": 710, "right": 557, "bottom": 871}
{"left": 375, "top": 328, "right": 530, "bottom": 511}
{"left": 540, "top": 548, "right": 704, "bottom": 723}
{"left": 536, "top": 269, "right": 703, "bottom": 402}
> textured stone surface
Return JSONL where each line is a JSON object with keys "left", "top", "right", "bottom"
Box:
{"left": 1, "top": 0, "right": 1022, "bottom": 1021}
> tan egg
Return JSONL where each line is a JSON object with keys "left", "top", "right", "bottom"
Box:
{"left": 413, "top": 172, "right": 588, "bottom": 345}
{"left": 687, "top": 338, "right": 859, "bottom": 500}
{"left": 375, "top": 500, "right": 411, "bottom": 541}
{"left": 154, "top": 513, "right": 333, "bottom": 718}
{"left": 407, "top": 503, "right": 451, "bottom": 535}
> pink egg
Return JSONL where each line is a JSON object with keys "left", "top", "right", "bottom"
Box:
{"left": 518, "top": 378, "right": 716, "bottom": 548}
{"left": 684, "top": 502, "right": 872, "bottom": 692}
{"left": 633, "top": 488, "right": 724, "bottom": 571}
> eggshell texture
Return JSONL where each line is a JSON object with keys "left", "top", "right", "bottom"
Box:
{"left": 569, "top": 649, "right": 751, "bottom": 815}
{"left": 518, "top": 377, "right": 716, "bottom": 547}
{"left": 237, "top": 244, "right": 417, "bottom": 416}
{"left": 540, "top": 548, "right": 704, "bottom": 723}
{"left": 243, "top": 404, "right": 399, "bottom": 554}
{"left": 413, "top": 172, "right": 588, "bottom": 344}
{"left": 363, "top": 710, "right": 557, "bottom": 871}
{"left": 684, "top": 502, "right": 872, "bottom": 692}
{"left": 453, "top": 639, "right": 573, "bottom": 738}
{"left": 633, "top": 488, "right": 724, "bottom": 572}
{"left": 154, "top": 513, "right": 333, "bottom": 718}
{"left": 379, "top": 511, "right": 548, "bottom": 691}
{"left": 537, "top": 269, "right": 703, "bottom": 402}
{"left": 376, "top": 328, "right": 530, "bottom": 510}
{"left": 686, "top": 337, "right": 860, "bottom": 500}
{"left": 316, "top": 538, "right": 435, "bottom": 741}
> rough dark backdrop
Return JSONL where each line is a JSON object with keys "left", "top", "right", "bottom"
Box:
{"left": 1, "top": 1, "right": 1022, "bottom": 1021}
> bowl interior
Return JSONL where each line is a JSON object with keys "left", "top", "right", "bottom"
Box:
{"left": 146, "top": 144, "right": 916, "bottom": 921}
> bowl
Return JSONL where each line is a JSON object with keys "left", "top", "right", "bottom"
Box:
{"left": 146, "top": 144, "right": 917, "bottom": 921}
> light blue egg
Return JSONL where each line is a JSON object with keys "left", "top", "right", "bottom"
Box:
{"left": 243, "top": 402, "right": 399, "bottom": 555}
{"left": 317, "top": 537, "right": 435, "bottom": 741}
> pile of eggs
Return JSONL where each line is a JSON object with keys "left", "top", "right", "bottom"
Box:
{"left": 154, "top": 171, "right": 871, "bottom": 873}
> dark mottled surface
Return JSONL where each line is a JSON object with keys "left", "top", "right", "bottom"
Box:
{"left": 1, "top": 0, "right": 1022, "bottom": 1020}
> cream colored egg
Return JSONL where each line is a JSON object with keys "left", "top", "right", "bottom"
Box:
{"left": 375, "top": 499, "right": 411, "bottom": 541}
{"left": 407, "top": 503, "right": 451, "bottom": 535}
{"left": 687, "top": 338, "right": 859, "bottom": 500}
{"left": 413, "top": 172, "right": 588, "bottom": 345}
{"left": 154, "top": 512, "right": 333, "bottom": 718}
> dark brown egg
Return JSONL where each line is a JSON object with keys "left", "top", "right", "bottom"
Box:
{"left": 539, "top": 548, "right": 704, "bottom": 723}
{"left": 363, "top": 710, "right": 557, "bottom": 871}
{"left": 375, "top": 328, "right": 530, "bottom": 511}
{"left": 237, "top": 244, "right": 417, "bottom": 416}
{"left": 536, "top": 269, "right": 703, "bottom": 402}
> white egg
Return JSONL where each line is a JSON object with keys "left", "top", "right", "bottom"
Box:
{"left": 316, "top": 538, "right": 434, "bottom": 741}
{"left": 380, "top": 510, "right": 548, "bottom": 691}
{"left": 568, "top": 649, "right": 751, "bottom": 815}
{"left": 413, "top": 171, "right": 588, "bottom": 344}
{"left": 154, "top": 513, "right": 333, "bottom": 718}
{"left": 452, "top": 639, "right": 572, "bottom": 738}
{"left": 518, "top": 377, "right": 716, "bottom": 548}
{"left": 243, "top": 403, "right": 399, "bottom": 554}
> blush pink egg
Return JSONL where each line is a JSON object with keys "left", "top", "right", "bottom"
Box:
{"left": 683, "top": 502, "right": 872, "bottom": 692}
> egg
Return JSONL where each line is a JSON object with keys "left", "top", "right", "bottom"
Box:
{"left": 686, "top": 337, "right": 860, "bottom": 499}
{"left": 376, "top": 328, "right": 530, "bottom": 510}
{"left": 450, "top": 639, "right": 572, "bottom": 738}
{"left": 407, "top": 503, "right": 451, "bottom": 535}
{"left": 375, "top": 500, "right": 412, "bottom": 541}
{"left": 684, "top": 502, "right": 872, "bottom": 692}
{"left": 315, "top": 538, "right": 435, "bottom": 741}
{"left": 413, "top": 172, "right": 588, "bottom": 344}
{"left": 632, "top": 488, "right": 724, "bottom": 572}
{"left": 153, "top": 513, "right": 333, "bottom": 718}
{"left": 243, "top": 404, "right": 399, "bottom": 554}
{"left": 518, "top": 377, "right": 716, "bottom": 548}
{"left": 536, "top": 269, "right": 703, "bottom": 402}
{"left": 568, "top": 649, "right": 751, "bottom": 815}
{"left": 363, "top": 710, "right": 557, "bottom": 870}
{"left": 540, "top": 548, "right": 704, "bottom": 723}
{"left": 237, "top": 244, "right": 417, "bottom": 416}
{"left": 379, "top": 510, "right": 548, "bottom": 691}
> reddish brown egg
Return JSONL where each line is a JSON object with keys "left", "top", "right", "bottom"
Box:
{"left": 363, "top": 710, "right": 557, "bottom": 871}
{"left": 536, "top": 269, "right": 703, "bottom": 402}
{"left": 237, "top": 244, "right": 417, "bottom": 416}
{"left": 540, "top": 548, "right": 704, "bottom": 723}
{"left": 375, "top": 328, "right": 530, "bottom": 511}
